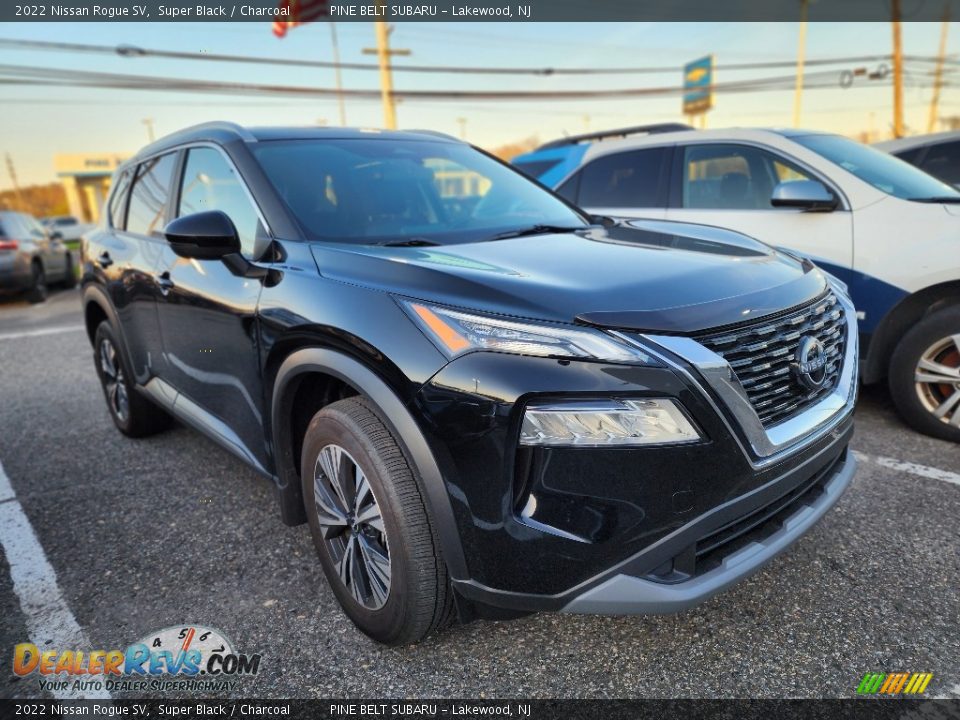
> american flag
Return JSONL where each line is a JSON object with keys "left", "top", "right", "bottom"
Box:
{"left": 273, "top": 0, "right": 329, "bottom": 38}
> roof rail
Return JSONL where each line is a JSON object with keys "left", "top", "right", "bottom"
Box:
{"left": 136, "top": 121, "right": 256, "bottom": 158}
{"left": 537, "top": 123, "right": 693, "bottom": 150}
{"left": 406, "top": 129, "right": 462, "bottom": 142}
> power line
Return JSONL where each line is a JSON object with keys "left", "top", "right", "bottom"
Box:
{"left": 0, "top": 36, "right": 940, "bottom": 76}
{"left": 0, "top": 62, "right": 909, "bottom": 102}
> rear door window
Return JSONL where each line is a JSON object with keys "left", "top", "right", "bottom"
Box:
{"left": 108, "top": 169, "right": 133, "bottom": 230}
{"left": 125, "top": 153, "right": 178, "bottom": 237}
{"left": 577, "top": 148, "right": 667, "bottom": 207}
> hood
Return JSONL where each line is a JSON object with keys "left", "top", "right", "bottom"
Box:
{"left": 309, "top": 219, "right": 828, "bottom": 334}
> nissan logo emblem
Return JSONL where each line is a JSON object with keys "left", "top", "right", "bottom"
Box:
{"left": 793, "top": 336, "right": 828, "bottom": 390}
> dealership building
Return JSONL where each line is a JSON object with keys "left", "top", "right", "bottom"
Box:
{"left": 54, "top": 153, "right": 128, "bottom": 223}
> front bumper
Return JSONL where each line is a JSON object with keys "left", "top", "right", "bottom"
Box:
{"left": 563, "top": 449, "right": 855, "bottom": 614}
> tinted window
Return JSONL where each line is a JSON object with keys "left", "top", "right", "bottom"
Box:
{"left": 55, "top": 217, "right": 77, "bottom": 226}
{"left": 918, "top": 140, "right": 960, "bottom": 187}
{"left": 795, "top": 134, "right": 960, "bottom": 201}
{"left": 252, "top": 139, "right": 584, "bottom": 245}
{"left": 556, "top": 173, "right": 580, "bottom": 203}
{"left": 577, "top": 149, "right": 666, "bottom": 207}
{"left": 126, "top": 153, "right": 177, "bottom": 237}
{"left": 178, "top": 147, "right": 263, "bottom": 257}
{"left": 682, "top": 144, "right": 815, "bottom": 210}
{"left": 108, "top": 169, "right": 133, "bottom": 230}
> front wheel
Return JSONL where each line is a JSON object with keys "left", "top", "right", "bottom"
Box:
{"left": 888, "top": 306, "right": 960, "bottom": 442}
{"left": 301, "top": 397, "right": 452, "bottom": 645}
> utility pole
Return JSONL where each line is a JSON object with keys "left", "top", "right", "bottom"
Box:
{"left": 142, "top": 118, "right": 156, "bottom": 143}
{"left": 927, "top": 6, "right": 950, "bottom": 133}
{"left": 793, "top": 0, "right": 808, "bottom": 127}
{"left": 891, "top": 0, "right": 905, "bottom": 137}
{"left": 5, "top": 153, "right": 24, "bottom": 211}
{"left": 329, "top": 22, "right": 347, "bottom": 126}
{"left": 456, "top": 117, "right": 467, "bottom": 140}
{"left": 363, "top": 20, "right": 410, "bottom": 130}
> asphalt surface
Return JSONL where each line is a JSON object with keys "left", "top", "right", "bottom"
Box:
{"left": 0, "top": 287, "right": 958, "bottom": 700}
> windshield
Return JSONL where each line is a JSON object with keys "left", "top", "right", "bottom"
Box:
{"left": 252, "top": 138, "right": 586, "bottom": 244}
{"left": 794, "top": 134, "right": 960, "bottom": 201}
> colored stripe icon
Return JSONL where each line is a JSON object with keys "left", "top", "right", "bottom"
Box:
{"left": 857, "top": 672, "right": 933, "bottom": 695}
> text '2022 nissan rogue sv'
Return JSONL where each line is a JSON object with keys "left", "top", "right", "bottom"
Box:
{"left": 81, "top": 123, "right": 857, "bottom": 645}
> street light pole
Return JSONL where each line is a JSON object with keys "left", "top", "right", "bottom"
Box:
{"left": 142, "top": 118, "right": 156, "bottom": 143}
{"left": 5, "top": 153, "right": 25, "bottom": 211}
{"left": 329, "top": 22, "right": 347, "bottom": 126}
{"left": 792, "top": 0, "right": 808, "bottom": 128}
{"left": 891, "top": 0, "right": 905, "bottom": 137}
{"left": 363, "top": 20, "right": 410, "bottom": 130}
{"left": 927, "top": 7, "right": 950, "bottom": 133}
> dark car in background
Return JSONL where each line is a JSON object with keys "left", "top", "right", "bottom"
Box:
{"left": 82, "top": 122, "right": 857, "bottom": 645}
{"left": 0, "top": 210, "right": 76, "bottom": 302}
{"left": 877, "top": 130, "right": 960, "bottom": 189}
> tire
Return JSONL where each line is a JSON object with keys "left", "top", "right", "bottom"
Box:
{"left": 93, "top": 321, "right": 171, "bottom": 438}
{"left": 888, "top": 305, "right": 960, "bottom": 442}
{"left": 301, "top": 396, "right": 453, "bottom": 645}
{"left": 61, "top": 253, "right": 77, "bottom": 289}
{"left": 25, "top": 261, "right": 47, "bottom": 304}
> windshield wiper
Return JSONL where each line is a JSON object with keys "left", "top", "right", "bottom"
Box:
{"left": 907, "top": 196, "right": 960, "bottom": 204}
{"left": 489, "top": 224, "right": 586, "bottom": 241}
{"left": 378, "top": 237, "right": 440, "bottom": 247}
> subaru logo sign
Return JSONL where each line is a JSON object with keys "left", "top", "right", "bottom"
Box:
{"left": 793, "top": 336, "right": 828, "bottom": 391}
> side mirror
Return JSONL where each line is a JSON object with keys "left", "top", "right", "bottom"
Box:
{"left": 163, "top": 210, "right": 240, "bottom": 260}
{"left": 771, "top": 180, "right": 838, "bottom": 212}
{"left": 49, "top": 230, "right": 64, "bottom": 241}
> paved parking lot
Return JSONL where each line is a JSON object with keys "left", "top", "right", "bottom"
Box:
{"left": 1, "top": 288, "right": 958, "bottom": 700}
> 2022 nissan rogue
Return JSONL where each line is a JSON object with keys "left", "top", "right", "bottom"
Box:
{"left": 82, "top": 123, "right": 858, "bottom": 644}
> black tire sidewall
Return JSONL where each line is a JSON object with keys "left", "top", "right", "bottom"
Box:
{"left": 93, "top": 322, "right": 135, "bottom": 434}
{"left": 62, "top": 253, "right": 77, "bottom": 288}
{"left": 888, "top": 306, "right": 960, "bottom": 442}
{"left": 301, "top": 401, "right": 431, "bottom": 645}
{"left": 28, "top": 262, "right": 47, "bottom": 303}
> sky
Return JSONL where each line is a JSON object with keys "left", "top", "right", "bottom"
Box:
{"left": 0, "top": 20, "right": 957, "bottom": 190}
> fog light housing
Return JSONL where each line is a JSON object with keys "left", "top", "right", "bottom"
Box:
{"left": 519, "top": 398, "right": 700, "bottom": 447}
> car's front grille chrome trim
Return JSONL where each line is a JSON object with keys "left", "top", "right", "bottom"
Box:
{"left": 610, "top": 281, "right": 858, "bottom": 464}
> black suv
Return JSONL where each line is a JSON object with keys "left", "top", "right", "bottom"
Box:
{"left": 82, "top": 123, "right": 858, "bottom": 645}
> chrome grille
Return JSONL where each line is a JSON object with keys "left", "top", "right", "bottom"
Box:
{"left": 695, "top": 292, "right": 847, "bottom": 427}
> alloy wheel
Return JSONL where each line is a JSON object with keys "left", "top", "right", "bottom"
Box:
{"left": 99, "top": 338, "right": 130, "bottom": 422}
{"left": 313, "top": 444, "right": 392, "bottom": 610}
{"left": 914, "top": 334, "right": 960, "bottom": 427}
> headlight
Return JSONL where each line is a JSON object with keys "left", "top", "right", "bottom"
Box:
{"left": 401, "top": 300, "right": 655, "bottom": 364}
{"left": 519, "top": 398, "right": 700, "bottom": 447}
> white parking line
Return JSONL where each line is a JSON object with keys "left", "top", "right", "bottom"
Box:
{"left": 0, "top": 325, "right": 85, "bottom": 342}
{"left": 853, "top": 451, "right": 960, "bottom": 488}
{"left": 0, "top": 459, "right": 112, "bottom": 700}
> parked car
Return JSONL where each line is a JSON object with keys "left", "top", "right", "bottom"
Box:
{"left": 83, "top": 122, "right": 857, "bottom": 644}
{"left": 876, "top": 130, "right": 960, "bottom": 189}
{"left": 41, "top": 215, "right": 94, "bottom": 250}
{"left": 515, "top": 125, "right": 960, "bottom": 442}
{"left": 0, "top": 210, "right": 76, "bottom": 302}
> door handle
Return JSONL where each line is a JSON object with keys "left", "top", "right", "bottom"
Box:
{"left": 97, "top": 251, "right": 113, "bottom": 268}
{"left": 157, "top": 271, "right": 175, "bottom": 295}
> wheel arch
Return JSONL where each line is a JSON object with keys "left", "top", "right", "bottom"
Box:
{"left": 863, "top": 280, "right": 960, "bottom": 384}
{"left": 270, "top": 346, "right": 468, "bottom": 581}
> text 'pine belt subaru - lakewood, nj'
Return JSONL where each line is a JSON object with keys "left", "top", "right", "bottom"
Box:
{"left": 82, "top": 123, "right": 857, "bottom": 644}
